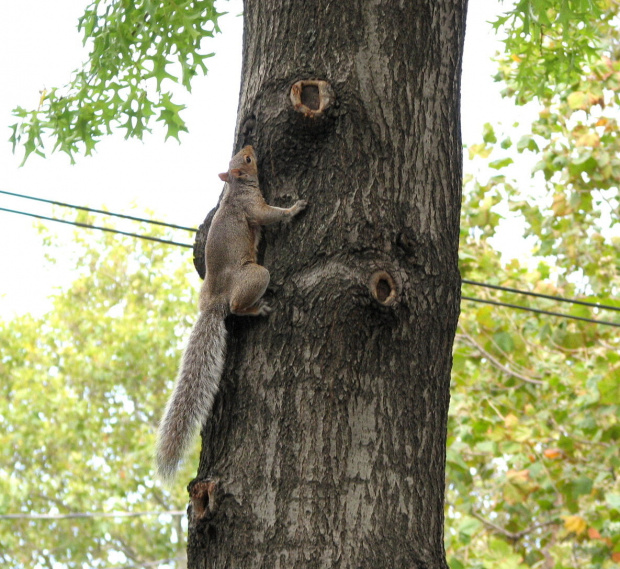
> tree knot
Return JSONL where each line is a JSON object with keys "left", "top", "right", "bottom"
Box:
{"left": 290, "top": 79, "right": 335, "bottom": 117}
{"left": 369, "top": 270, "right": 398, "bottom": 306}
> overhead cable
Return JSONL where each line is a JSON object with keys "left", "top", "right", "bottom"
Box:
{"left": 462, "top": 278, "right": 619, "bottom": 313}
{"left": 0, "top": 207, "right": 193, "bottom": 249}
{"left": 0, "top": 189, "right": 197, "bottom": 232}
{"left": 0, "top": 510, "right": 185, "bottom": 520}
{"left": 462, "top": 296, "right": 620, "bottom": 328}
{"left": 2, "top": 205, "right": 618, "bottom": 328}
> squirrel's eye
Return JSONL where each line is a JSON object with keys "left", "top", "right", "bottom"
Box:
{"left": 245, "top": 155, "right": 252, "bottom": 164}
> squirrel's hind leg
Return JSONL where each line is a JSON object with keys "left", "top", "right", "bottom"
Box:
{"left": 229, "top": 264, "right": 271, "bottom": 316}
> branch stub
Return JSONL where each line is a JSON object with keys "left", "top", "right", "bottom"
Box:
{"left": 369, "top": 270, "right": 398, "bottom": 307}
{"left": 290, "top": 79, "right": 335, "bottom": 117}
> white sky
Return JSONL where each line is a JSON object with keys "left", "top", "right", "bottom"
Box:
{"left": 0, "top": 1, "right": 526, "bottom": 318}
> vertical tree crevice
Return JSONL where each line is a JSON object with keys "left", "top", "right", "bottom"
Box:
{"left": 189, "top": 1, "right": 467, "bottom": 567}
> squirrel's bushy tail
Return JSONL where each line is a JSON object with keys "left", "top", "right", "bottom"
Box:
{"left": 156, "top": 304, "right": 227, "bottom": 483}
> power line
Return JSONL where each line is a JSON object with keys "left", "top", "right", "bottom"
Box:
{"left": 0, "top": 207, "right": 193, "bottom": 249}
{"left": 462, "top": 296, "right": 620, "bottom": 328}
{"left": 0, "top": 190, "right": 617, "bottom": 311}
{"left": 462, "top": 278, "right": 619, "bottom": 313}
{"left": 2, "top": 205, "right": 618, "bottom": 328}
{"left": 0, "top": 510, "right": 185, "bottom": 520}
{"left": 1, "top": 192, "right": 616, "bottom": 311}
{"left": 0, "top": 189, "right": 197, "bottom": 233}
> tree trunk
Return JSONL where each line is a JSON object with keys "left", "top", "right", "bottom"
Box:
{"left": 188, "top": 1, "right": 467, "bottom": 567}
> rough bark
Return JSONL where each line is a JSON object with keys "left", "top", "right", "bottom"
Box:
{"left": 188, "top": 1, "right": 467, "bottom": 567}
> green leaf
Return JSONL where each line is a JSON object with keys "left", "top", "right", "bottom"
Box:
{"left": 598, "top": 371, "right": 620, "bottom": 406}
{"left": 606, "top": 493, "right": 620, "bottom": 511}
{"left": 489, "top": 157, "right": 514, "bottom": 170}
{"left": 11, "top": 0, "right": 223, "bottom": 162}
{"left": 458, "top": 516, "right": 482, "bottom": 543}
{"left": 493, "top": 331, "right": 515, "bottom": 353}
{"left": 516, "top": 135, "right": 539, "bottom": 153}
{"left": 572, "top": 476, "right": 593, "bottom": 497}
{"left": 156, "top": 93, "right": 189, "bottom": 141}
{"left": 567, "top": 90, "right": 589, "bottom": 110}
{"left": 500, "top": 137, "right": 513, "bottom": 149}
{"left": 144, "top": 55, "right": 178, "bottom": 90}
{"left": 483, "top": 122, "right": 498, "bottom": 144}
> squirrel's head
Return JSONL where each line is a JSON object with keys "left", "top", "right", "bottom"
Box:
{"left": 218, "top": 146, "right": 258, "bottom": 184}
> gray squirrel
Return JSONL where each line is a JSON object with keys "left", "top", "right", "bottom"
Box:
{"left": 156, "top": 146, "right": 307, "bottom": 483}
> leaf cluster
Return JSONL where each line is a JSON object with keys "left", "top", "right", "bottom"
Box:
{"left": 494, "top": 0, "right": 609, "bottom": 103}
{"left": 0, "top": 214, "right": 199, "bottom": 568}
{"left": 9, "top": 0, "right": 223, "bottom": 164}
{"left": 448, "top": 4, "right": 620, "bottom": 567}
{"left": 448, "top": 248, "right": 619, "bottom": 569}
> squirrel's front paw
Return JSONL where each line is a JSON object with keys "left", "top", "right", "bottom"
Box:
{"left": 292, "top": 200, "right": 308, "bottom": 215}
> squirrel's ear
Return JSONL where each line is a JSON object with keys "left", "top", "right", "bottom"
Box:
{"left": 218, "top": 172, "right": 229, "bottom": 182}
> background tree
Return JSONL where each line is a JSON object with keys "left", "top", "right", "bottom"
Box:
{"left": 446, "top": 2, "right": 620, "bottom": 567}
{"left": 0, "top": 218, "right": 196, "bottom": 567}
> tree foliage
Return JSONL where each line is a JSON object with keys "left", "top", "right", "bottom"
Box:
{"left": 0, "top": 217, "right": 198, "bottom": 567}
{"left": 447, "top": 1, "right": 620, "bottom": 567}
{"left": 495, "top": 0, "right": 607, "bottom": 102}
{"left": 9, "top": 0, "right": 223, "bottom": 164}
{"left": 9, "top": 0, "right": 607, "bottom": 165}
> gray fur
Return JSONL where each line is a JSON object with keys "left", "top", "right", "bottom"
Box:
{"left": 155, "top": 146, "right": 306, "bottom": 485}
{"left": 156, "top": 303, "right": 227, "bottom": 483}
